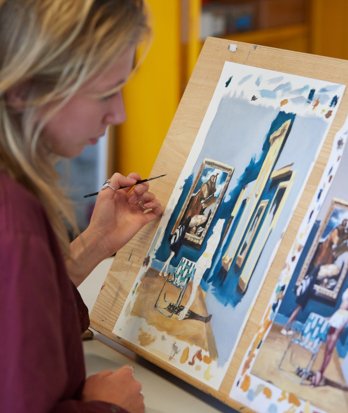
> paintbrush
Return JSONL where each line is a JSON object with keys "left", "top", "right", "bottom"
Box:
{"left": 83, "top": 173, "right": 166, "bottom": 198}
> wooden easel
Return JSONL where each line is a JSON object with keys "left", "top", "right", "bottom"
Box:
{"left": 90, "top": 37, "right": 348, "bottom": 410}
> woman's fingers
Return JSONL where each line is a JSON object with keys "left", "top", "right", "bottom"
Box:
{"left": 109, "top": 172, "right": 137, "bottom": 190}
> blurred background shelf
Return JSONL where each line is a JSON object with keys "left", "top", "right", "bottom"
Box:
{"left": 223, "top": 23, "right": 309, "bottom": 50}
{"left": 63, "top": 1, "right": 348, "bottom": 230}
{"left": 110, "top": 0, "right": 348, "bottom": 180}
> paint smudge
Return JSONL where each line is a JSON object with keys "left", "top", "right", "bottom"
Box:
{"left": 254, "top": 384, "right": 264, "bottom": 397}
{"left": 189, "top": 349, "right": 203, "bottom": 366}
{"left": 180, "top": 346, "right": 190, "bottom": 364}
{"left": 263, "top": 387, "right": 272, "bottom": 399}
{"left": 225, "top": 76, "right": 233, "bottom": 87}
{"left": 131, "top": 282, "right": 139, "bottom": 295}
{"left": 138, "top": 329, "right": 156, "bottom": 347}
{"left": 304, "top": 400, "right": 311, "bottom": 413}
{"left": 268, "top": 404, "right": 278, "bottom": 413}
{"left": 142, "top": 255, "right": 150, "bottom": 266}
{"left": 169, "top": 342, "right": 180, "bottom": 361}
{"left": 288, "top": 393, "right": 300, "bottom": 407}
{"left": 312, "top": 98, "right": 320, "bottom": 109}
{"left": 277, "top": 390, "right": 287, "bottom": 402}
{"left": 240, "top": 375, "right": 251, "bottom": 392}
{"left": 203, "top": 354, "right": 212, "bottom": 364}
{"left": 247, "top": 389, "right": 255, "bottom": 401}
{"left": 204, "top": 366, "right": 213, "bottom": 381}
{"left": 325, "top": 109, "right": 333, "bottom": 118}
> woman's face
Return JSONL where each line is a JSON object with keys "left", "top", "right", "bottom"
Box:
{"left": 41, "top": 46, "right": 135, "bottom": 158}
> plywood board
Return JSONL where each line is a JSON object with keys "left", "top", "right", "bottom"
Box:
{"left": 90, "top": 37, "right": 348, "bottom": 411}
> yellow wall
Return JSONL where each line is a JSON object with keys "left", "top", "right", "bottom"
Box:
{"left": 310, "top": 0, "right": 348, "bottom": 59}
{"left": 109, "top": 0, "right": 348, "bottom": 178}
{"left": 112, "top": 0, "right": 181, "bottom": 178}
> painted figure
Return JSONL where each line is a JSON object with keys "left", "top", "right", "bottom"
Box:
{"left": 178, "top": 219, "right": 225, "bottom": 320}
{"left": 311, "top": 288, "right": 348, "bottom": 386}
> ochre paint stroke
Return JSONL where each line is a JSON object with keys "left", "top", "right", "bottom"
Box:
{"left": 240, "top": 375, "right": 251, "bottom": 392}
{"left": 180, "top": 346, "right": 190, "bottom": 364}
{"left": 203, "top": 354, "right": 212, "bottom": 364}
{"left": 284, "top": 406, "right": 297, "bottom": 413}
{"left": 204, "top": 366, "right": 213, "bottom": 381}
{"left": 263, "top": 387, "right": 272, "bottom": 399}
{"left": 278, "top": 390, "right": 287, "bottom": 402}
{"left": 242, "top": 353, "right": 255, "bottom": 376}
{"left": 288, "top": 393, "right": 301, "bottom": 407}
{"left": 138, "top": 329, "right": 156, "bottom": 347}
{"left": 304, "top": 400, "right": 311, "bottom": 413}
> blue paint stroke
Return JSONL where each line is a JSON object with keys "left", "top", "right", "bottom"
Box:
{"left": 268, "top": 76, "right": 284, "bottom": 84}
{"left": 268, "top": 403, "right": 278, "bottom": 413}
{"left": 260, "top": 89, "right": 277, "bottom": 99}
{"left": 330, "top": 95, "right": 339, "bottom": 107}
{"left": 225, "top": 76, "right": 233, "bottom": 88}
{"left": 239, "top": 74, "right": 253, "bottom": 85}
{"left": 290, "top": 85, "right": 310, "bottom": 96}
{"left": 273, "top": 82, "right": 292, "bottom": 94}
{"left": 290, "top": 96, "right": 307, "bottom": 105}
{"left": 255, "top": 76, "right": 262, "bottom": 86}
{"left": 247, "top": 389, "right": 255, "bottom": 401}
{"left": 316, "top": 93, "right": 330, "bottom": 104}
{"left": 320, "top": 84, "right": 342, "bottom": 92}
{"left": 307, "top": 88, "right": 315, "bottom": 102}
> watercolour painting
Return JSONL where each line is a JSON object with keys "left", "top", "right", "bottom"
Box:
{"left": 113, "top": 61, "right": 345, "bottom": 390}
{"left": 231, "top": 121, "right": 348, "bottom": 413}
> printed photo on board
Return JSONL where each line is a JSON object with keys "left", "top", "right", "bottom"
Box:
{"left": 232, "top": 124, "right": 348, "bottom": 413}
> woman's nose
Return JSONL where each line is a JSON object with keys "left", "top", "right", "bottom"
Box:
{"left": 103, "top": 92, "right": 126, "bottom": 125}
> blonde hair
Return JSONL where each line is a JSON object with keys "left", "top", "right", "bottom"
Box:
{"left": 0, "top": 0, "right": 149, "bottom": 255}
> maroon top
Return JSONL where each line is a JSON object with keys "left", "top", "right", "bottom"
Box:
{"left": 0, "top": 172, "right": 127, "bottom": 413}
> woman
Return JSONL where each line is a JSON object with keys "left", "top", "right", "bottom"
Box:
{"left": 0, "top": 1, "right": 162, "bottom": 412}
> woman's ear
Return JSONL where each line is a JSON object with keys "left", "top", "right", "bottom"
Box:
{"left": 5, "top": 83, "right": 30, "bottom": 111}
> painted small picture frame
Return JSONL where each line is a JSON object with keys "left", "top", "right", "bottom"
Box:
{"left": 172, "top": 159, "right": 234, "bottom": 247}
{"left": 298, "top": 198, "right": 348, "bottom": 302}
{"left": 235, "top": 200, "right": 269, "bottom": 268}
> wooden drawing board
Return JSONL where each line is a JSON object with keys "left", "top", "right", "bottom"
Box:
{"left": 90, "top": 37, "right": 348, "bottom": 410}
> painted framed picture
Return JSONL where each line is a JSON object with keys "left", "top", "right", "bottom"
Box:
{"left": 297, "top": 198, "right": 348, "bottom": 302}
{"left": 235, "top": 199, "right": 269, "bottom": 268}
{"left": 172, "top": 159, "right": 233, "bottom": 247}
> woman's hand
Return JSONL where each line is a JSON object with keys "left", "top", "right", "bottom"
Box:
{"left": 88, "top": 172, "right": 163, "bottom": 256}
{"left": 82, "top": 366, "right": 144, "bottom": 413}
{"left": 67, "top": 172, "right": 163, "bottom": 286}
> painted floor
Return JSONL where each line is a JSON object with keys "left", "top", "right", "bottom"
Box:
{"left": 251, "top": 323, "right": 348, "bottom": 412}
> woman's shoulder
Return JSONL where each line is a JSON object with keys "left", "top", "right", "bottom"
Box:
{"left": 0, "top": 172, "right": 48, "bottom": 235}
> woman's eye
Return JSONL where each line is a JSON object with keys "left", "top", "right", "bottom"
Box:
{"left": 101, "top": 92, "right": 118, "bottom": 102}
{"left": 101, "top": 95, "right": 112, "bottom": 101}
